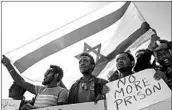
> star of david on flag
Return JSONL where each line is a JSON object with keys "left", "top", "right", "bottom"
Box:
{"left": 75, "top": 43, "right": 107, "bottom": 64}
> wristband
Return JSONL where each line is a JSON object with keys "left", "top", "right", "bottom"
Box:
{"left": 9, "top": 69, "right": 14, "bottom": 73}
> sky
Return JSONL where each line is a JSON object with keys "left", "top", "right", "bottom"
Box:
{"left": 1, "top": 1, "right": 171, "bottom": 100}
{"left": 135, "top": 2, "right": 171, "bottom": 40}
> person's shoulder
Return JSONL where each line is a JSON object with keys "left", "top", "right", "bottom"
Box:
{"left": 56, "top": 86, "right": 68, "bottom": 92}
{"left": 35, "top": 85, "right": 44, "bottom": 88}
{"left": 96, "top": 77, "right": 108, "bottom": 84}
{"left": 70, "top": 78, "right": 82, "bottom": 88}
{"left": 35, "top": 85, "right": 46, "bottom": 93}
{"left": 108, "top": 73, "right": 120, "bottom": 82}
{"left": 52, "top": 86, "right": 68, "bottom": 96}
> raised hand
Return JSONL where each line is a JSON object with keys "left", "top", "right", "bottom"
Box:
{"left": 1, "top": 55, "right": 11, "bottom": 67}
{"left": 154, "top": 42, "right": 168, "bottom": 51}
{"left": 148, "top": 34, "right": 160, "bottom": 51}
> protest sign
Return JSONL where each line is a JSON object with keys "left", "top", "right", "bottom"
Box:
{"left": 140, "top": 98, "right": 171, "bottom": 110}
{"left": 106, "top": 69, "right": 171, "bottom": 110}
{"left": 2, "top": 99, "right": 21, "bottom": 110}
{"left": 32, "top": 100, "right": 105, "bottom": 110}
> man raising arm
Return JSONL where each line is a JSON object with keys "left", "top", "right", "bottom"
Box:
{"left": 1, "top": 55, "right": 68, "bottom": 109}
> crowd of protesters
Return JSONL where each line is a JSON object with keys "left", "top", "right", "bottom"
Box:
{"left": 108, "top": 30, "right": 172, "bottom": 90}
{"left": 2, "top": 52, "right": 109, "bottom": 110}
{"left": 1, "top": 29, "right": 171, "bottom": 110}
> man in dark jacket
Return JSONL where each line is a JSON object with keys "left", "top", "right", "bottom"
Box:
{"left": 68, "top": 53, "right": 108, "bottom": 104}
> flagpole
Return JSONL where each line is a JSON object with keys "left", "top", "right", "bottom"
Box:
{"left": 132, "top": 2, "right": 146, "bottom": 22}
{"left": 132, "top": 2, "right": 156, "bottom": 32}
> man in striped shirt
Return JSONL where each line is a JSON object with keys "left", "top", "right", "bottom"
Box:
{"left": 1, "top": 55, "right": 68, "bottom": 109}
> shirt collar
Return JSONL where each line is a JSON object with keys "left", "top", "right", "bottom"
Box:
{"left": 80, "top": 75, "right": 95, "bottom": 82}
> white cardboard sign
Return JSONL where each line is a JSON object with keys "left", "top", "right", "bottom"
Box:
{"left": 2, "top": 99, "right": 21, "bottom": 110}
{"left": 140, "top": 98, "right": 171, "bottom": 110}
{"left": 106, "top": 69, "right": 171, "bottom": 110}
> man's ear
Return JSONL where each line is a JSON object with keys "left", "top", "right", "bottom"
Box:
{"left": 91, "top": 64, "right": 95, "bottom": 70}
{"left": 131, "top": 61, "right": 135, "bottom": 67}
{"left": 54, "top": 74, "right": 59, "bottom": 78}
{"left": 92, "top": 64, "right": 95, "bottom": 68}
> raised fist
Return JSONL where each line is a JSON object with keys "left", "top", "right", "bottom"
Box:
{"left": 1, "top": 55, "right": 11, "bottom": 67}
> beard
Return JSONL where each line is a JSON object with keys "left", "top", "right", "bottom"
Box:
{"left": 42, "top": 81, "right": 47, "bottom": 85}
{"left": 42, "top": 80, "right": 51, "bottom": 85}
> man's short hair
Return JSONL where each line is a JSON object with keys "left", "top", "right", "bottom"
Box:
{"left": 50, "top": 65, "right": 63, "bottom": 81}
{"left": 120, "top": 52, "right": 135, "bottom": 62}
{"left": 136, "top": 49, "right": 147, "bottom": 54}
{"left": 136, "top": 49, "right": 152, "bottom": 57}
{"left": 10, "top": 82, "right": 26, "bottom": 96}
{"left": 80, "top": 52, "right": 95, "bottom": 68}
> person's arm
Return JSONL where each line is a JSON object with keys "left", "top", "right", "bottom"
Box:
{"left": 94, "top": 79, "right": 109, "bottom": 103}
{"left": 1, "top": 55, "right": 36, "bottom": 94}
{"left": 108, "top": 70, "right": 119, "bottom": 82}
{"left": 154, "top": 41, "right": 172, "bottom": 51}
{"left": 147, "top": 32, "right": 160, "bottom": 51}
{"left": 67, "top": 84, "right": 76, "bottom": 104}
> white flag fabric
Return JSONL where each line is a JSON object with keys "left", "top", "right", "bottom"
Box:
{"left": 5, "top": 2, "right": 154, "bottom": 89}
{"left": 11, "top": 2, "right": 131, "bottom": 73}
